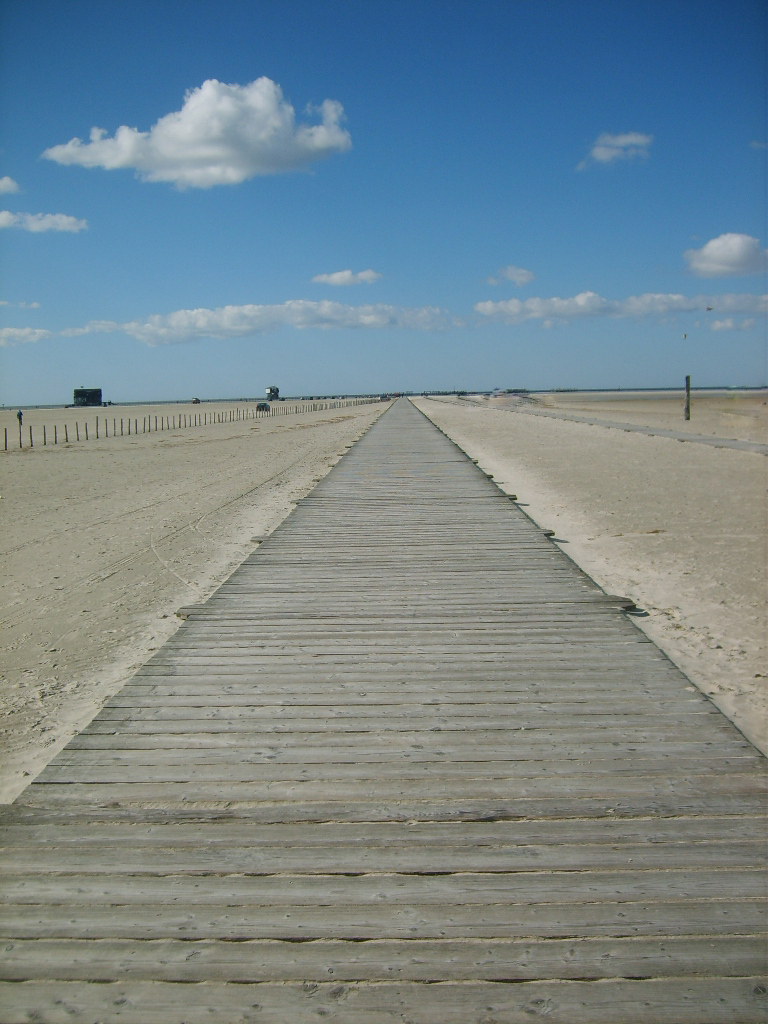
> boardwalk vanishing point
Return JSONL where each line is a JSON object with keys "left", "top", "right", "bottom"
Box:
{"left": 0, "top": 398, "right": 766, "bottom": 1023}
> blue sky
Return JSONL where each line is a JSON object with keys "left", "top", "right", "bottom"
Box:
{"left": 1, "top": 0, "right": 765, "bottom": 404}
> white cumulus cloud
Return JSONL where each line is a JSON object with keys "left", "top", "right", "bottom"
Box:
{"left": 57, "top": 300, "right": 454, "bottom": 346}
{"left": 684, "top": 233, "right": 768, "bottom": 278}
{"left": 474, "top": 291, "right": 767, "bottom": 324}
{"left": 0, "top": 327, "right": 52, "bottom": 346}
{"left": 42, "top": 78, "right": 352, "bottom": 188}
{"left": 577, "top": 132, "right": 652, "bottom": 170}
{"left": 710, "top": 318, "right": 755, "bottom": 331}
{"left": 0, "top": 211, "right": 87, "bottom": 232}
{"left": 311, "top": 269, "right": 382, "bottom": 286}
{"left": 0, "top": 176, "right": 19, "bottom": 193}
{"left": 487, "top": 264, "right": 534, "bottom": 286}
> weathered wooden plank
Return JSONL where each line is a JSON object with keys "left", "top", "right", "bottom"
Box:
{"left": 2, "top": 899, "right": 764, "bottom": 940}
{"left": 9, "top": 796, "right": 767, "bottom": 824}
{"left": 2, "top": 869, "right": 763, "bottom": 906}
{"left": 1, "top": 841, "right": 763, "bottom": 875}
{"left": 72, "top": 715, "right": 741, "bottom": 735}
{"left": 20, "top": 772, "right": 767, "bottom": 804}
{"left": 0, "top": 978, "right": 765, "bottom": 1024}
{"left": 3, "top": 817, "right": 765, "bottom": 847}
{"left": 35, "top": 756, "right": 760, "bottom": 783}
{"left": 1, "top": 936, "right": 765, "bottom": 982}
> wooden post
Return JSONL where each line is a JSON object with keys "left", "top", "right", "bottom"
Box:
{"left": 76, "top": 423, "right": 80, "bottom": 441}
{"left": 65, "top": 425, "right": 69, "bottom": 442}
{"left": 96, "top": 416, "right": 99, "bottom": 439}
{"left": 113, "top": 418, "right": 116, "bottom": 436}
{"left": 19, "top": 420, "right": 22, "bottom": 448}
{"left": 54, "top": 425, "right": 58, "bottom": 444}
{"left": 29, "top": 425, "right": 33, "bottom": 448}
{"left": 685, "top": 375, "right": 691, "bottom": 421}
{"left": 105, "top": 420, "right": 108, "bottom": 437}
{"left": 155, "top": 416, "right": 158, "bottom": 431}
{"left": 135, "top": 419, "right": 138, "bottom": 434}
{"left": 43, "top": 425, "right": 46, "bottom": 445}
{"left": 128, "top": 419, "right": 131, "bottom": 435}
{"left": 85, "top": 423, "right": 88, "bottom": 440}
{"left": 4, "top": 427, "right": 7, "bottom": 450}
{"left": 121, "top": 419, "right": 124, "bottom": 436}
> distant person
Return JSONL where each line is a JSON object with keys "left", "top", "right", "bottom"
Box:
{"left": 16, "top": 409, "right": 22, "bottom": 426}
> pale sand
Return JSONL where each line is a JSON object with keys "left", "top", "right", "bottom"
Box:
{"left": 413, "top": 394, "right": 767, "bottom": 756}
{"left": 0, "top": 401, "right": 385, "bottom": 802}
{"left": 529, "top": 388, "right": 768, "bottom": 443}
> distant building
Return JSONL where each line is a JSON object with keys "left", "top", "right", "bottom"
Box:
{"left": 266, "top": 386, "right": 280, "bottom": 401}
{"left": 73, "top": 388, "right": 103, "bottom": 407}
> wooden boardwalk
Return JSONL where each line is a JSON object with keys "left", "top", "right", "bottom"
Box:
{"left": 1, "top": 397, "right": 765, "bottom": 1023}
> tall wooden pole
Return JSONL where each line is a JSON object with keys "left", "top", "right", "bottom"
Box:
{"left": 684, "top": 375, "right": 691, "bottom": 421}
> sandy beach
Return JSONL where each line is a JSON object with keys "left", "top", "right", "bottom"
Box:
{"left": 2, "top": 390, "right": 765, "bottom": 801}
{"left": 413, "top": 393, "right": 767, "bottom": 756}
{"left": 0, "top": 400, "right": 385, "bottom": 802}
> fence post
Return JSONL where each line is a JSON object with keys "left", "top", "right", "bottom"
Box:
{"left": 54, "top": 424, "right": 57, "bottom": 444}
{"left": 85, "top": 423, "right": 88, "bottom": 440}
{"left": 96, "top": 416, "right": 99, "bottom": 439}
{"left": 76, "top": 423, "right": 80, "bottom": 441}
{"left": 43, "top": 425, "right": 46, "bottom": 445}
{"left": 65, "top": 425, "right": 69, "bottom": 442}
{"left": 4, "top": 427, "right": 7, "bottom": 450}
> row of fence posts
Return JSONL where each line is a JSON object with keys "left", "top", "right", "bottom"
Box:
{"left": 4, "top": 397, "right": 379, "bottom": 451}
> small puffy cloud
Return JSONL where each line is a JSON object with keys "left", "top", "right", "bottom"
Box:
{"left": 43, "top": 77, "right": 352, "bottom": 188}
{"left": 684, "top": 233, "right": 768, "bottom": 278}
{"left": 311, "top": 269, "right": 382, "bottom": 286}
{"left": 0, "top": 211, "right": 87, "bottom": 232}
{"left": 58, "top": 300, "right": 455, "bottom": 346}
{"left": 750, "top": 140, "right": 767, "bottom": 150}
{"left": 0, "top": 176, "right": 19, "bottom": 193}
{"left": 577, "top": 132, "right": 652, "bottom": 170}
{"left": 0, "top": 327, "right": 52, "bottom": 346}
{"left": 487, "top": 264, "right": 534, "bottom": 287}
{"left": 475, "top": 291, "right": 767, "bottom": 325}
{"left": 710, "top": 318, "right": 755, "bottom": 331}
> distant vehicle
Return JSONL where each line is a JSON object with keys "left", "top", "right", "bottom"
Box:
{"left": 266, "top": 386, "right": 279, "bottom": 401}
{"left": 256, "top": 402, "right": 271, "bottom": 412}
{"left": 73, "top": 388, "right": 103, "bottom": 407}
{"left": 192, "top": 397, "right": 201, "bottom": 404}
